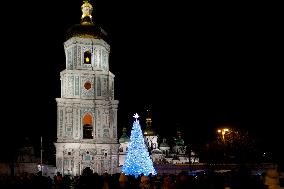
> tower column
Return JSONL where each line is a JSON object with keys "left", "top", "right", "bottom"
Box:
{"left": 55, "top": 0, "right": 119, "bottom": 176}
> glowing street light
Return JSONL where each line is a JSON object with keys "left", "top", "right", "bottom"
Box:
{"left": 217, "top": 128, "right": 229, "bottom": 141}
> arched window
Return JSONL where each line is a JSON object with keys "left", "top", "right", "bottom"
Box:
{"left": 84, "top": 51, "right": 91, "bottom": 64}
{"left": 83, "top": 113, "right": 93, "bottom": 139}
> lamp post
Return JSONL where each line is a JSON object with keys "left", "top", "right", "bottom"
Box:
{"left": 40, "top": 136, "right": 43, "bottom": 176}
{"left": 217, "top": 128, "right": 230, "bottom": 163}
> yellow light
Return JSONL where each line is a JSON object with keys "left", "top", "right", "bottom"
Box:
{"left": 85, "top": 57, "right": 90, "bottom": 63}
{"left": 217, "top": 128, "right": 230, "bottom": 141}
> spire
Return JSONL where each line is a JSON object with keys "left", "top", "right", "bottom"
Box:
{"left": 177, "top": 130, "right": 182, "bottom": 139}
{"left": 81, "top": 0, "right": 93, "bottom": 25}
{"left": 146, "top": 109, "right": 152, "bottom": 127}
{"left": 122, "top": 127, "right": 127, "bottom": 134}
{"left": 144, "top": 109, "right": 155, "bottom": 136}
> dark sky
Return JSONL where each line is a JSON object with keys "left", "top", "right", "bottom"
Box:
{"left": 0, "top": 1, "right": 282, "bottom": 159}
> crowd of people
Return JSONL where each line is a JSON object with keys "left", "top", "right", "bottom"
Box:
{"left": 0, "top": 166, "right": 282, "bottom": 189}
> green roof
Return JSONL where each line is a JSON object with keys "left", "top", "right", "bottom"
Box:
{"left": 119, "top": 133, "right": 130, "bottom": 143}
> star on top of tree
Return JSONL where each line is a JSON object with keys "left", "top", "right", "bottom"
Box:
{"left": 133, "top": 113, "right": 139, "bottom": 121}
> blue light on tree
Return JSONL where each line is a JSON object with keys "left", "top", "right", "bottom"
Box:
{"left": 121, "top": 113, "right": 157, "bottom": 178}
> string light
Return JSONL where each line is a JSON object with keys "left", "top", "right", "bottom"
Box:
{"left": 121, "top": 113, "right": 157, "bottom": 178}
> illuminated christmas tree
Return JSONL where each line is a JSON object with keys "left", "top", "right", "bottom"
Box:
{"left": 121, "top": 113, "right": 157, "bottom": 178}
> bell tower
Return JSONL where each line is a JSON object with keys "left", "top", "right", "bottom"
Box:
{"left": 54, "top": 0, "right": 119, "bottom": 176}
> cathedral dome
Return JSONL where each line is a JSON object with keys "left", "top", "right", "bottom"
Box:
{"left": 175, "top": 138, "right": 184, "bottom": 146}
{"left": 119, "top": 134, "right": 130, "bottom": 143}
{"left": 160, "top": 141, "right": 170, "bottom": 148}
{"left": 66, "top": 23, "right": 106, "bottom": 40}
{"left": 174, "top": 130, "right": 185, "bottom": 146}
{"left": 159, "top": 138, "right": 170, "bottom": 151}
{"left": 119, "top": 127, "right": 130, "bottom": 143}
{"left": 66, "top": 0, "right": 107, "bottom": 40}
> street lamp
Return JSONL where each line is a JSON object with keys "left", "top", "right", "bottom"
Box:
{"left": 217, "top": 128, "right": 229, "bottom": 142}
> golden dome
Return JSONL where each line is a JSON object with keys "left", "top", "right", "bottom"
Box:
{"left": 66, "top": 23, "right": 106, "bottom": 40}
{"left": 144, "top": 127, "right": 155, "bottom": 136}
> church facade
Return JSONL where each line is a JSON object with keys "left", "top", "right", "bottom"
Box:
{"left": 54, "top": 1, "right": 119, "bottom": 176}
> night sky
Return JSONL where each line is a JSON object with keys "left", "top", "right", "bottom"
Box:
{"left": 0, "top": 1, "right": 282, "bottom": 160}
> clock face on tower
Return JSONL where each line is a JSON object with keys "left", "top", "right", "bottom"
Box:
{"left": 84, "top": 82, "right": 91, "bottom": 90}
